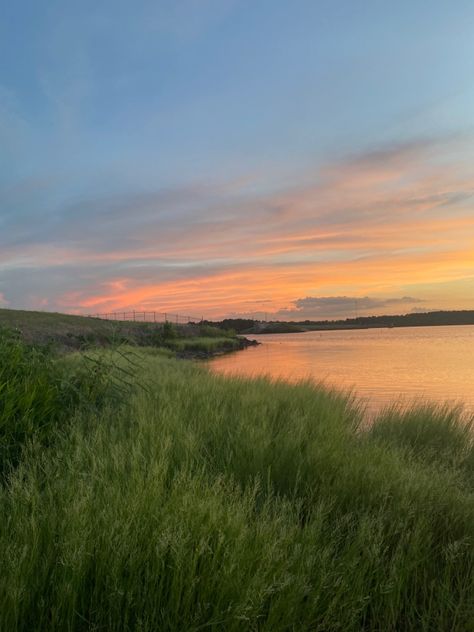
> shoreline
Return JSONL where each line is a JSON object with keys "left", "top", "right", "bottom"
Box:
{"left": 176, "top": 336, "right": 259, "bottom": 360}
{"left": 247, "top": 321, "right": 474, "bottom": 335}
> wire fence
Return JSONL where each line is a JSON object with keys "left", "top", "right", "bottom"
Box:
{"left": 88, "top": 311, "right": 205, "bottom": 324}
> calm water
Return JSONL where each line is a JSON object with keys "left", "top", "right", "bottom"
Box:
{"left": 209, "top": 325, "right": 474, "bottom": 414}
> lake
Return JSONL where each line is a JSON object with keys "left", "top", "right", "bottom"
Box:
{"left": 209, "top": 325, "right": 474, "bottom": 414}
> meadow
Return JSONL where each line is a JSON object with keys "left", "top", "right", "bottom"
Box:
{"left": 0, "top": 317, "right": 473, "bottom": 631}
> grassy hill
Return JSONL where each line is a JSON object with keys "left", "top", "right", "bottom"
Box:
{"left": 0, "top": 308, "right": 249, "bottom": 355}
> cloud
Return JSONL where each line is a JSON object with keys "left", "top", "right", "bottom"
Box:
{"left": 1, "top": 135, "right": 474, "bottom": 316}
{"left": 274, "top": 296, "right": 424, "bottom": 320}
{"left": 0, "top": 292, "right": 9, "bottom": 306}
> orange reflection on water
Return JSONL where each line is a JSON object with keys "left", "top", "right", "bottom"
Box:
{"left": 209, "top": 325, "right": 474, "bottom": 414}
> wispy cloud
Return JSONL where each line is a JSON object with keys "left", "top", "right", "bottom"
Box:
{"left": 1, "top": 136, "right": 474, "bottom": 316}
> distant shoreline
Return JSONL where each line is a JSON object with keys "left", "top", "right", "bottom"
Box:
{"left": 253, "top": 321, "right": 474, "bottom": 334}
{"left": 205, "top": 310, "right": 474, "bottom": 335}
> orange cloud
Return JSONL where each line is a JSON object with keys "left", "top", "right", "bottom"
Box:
{"left": 58, "top": 243, "right": 474, "bottom": 319}
{"left": 4, "top": 138, "right": 474, "bottom": 318}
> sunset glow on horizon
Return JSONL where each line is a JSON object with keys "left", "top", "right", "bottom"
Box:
{"left": 1, "top": 2, "right": 474, "bottom": 320}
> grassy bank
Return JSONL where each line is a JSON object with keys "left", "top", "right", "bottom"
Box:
{"left": 0, "top": 308, "right": 249, "bottom": 356}
{"left": 1, "top": 332, "right": 474, "bottom": 630}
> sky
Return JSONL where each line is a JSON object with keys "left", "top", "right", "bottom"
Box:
{"left": 1, "top": 0, "right": 474, "bottom": 320}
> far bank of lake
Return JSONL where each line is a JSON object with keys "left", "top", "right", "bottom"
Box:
{"left": 209, "top": 325, "right": 474, "bottom": 414}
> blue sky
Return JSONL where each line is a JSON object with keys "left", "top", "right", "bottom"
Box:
{"left": 1, "top": 1, "right": 474, "bottom": 318}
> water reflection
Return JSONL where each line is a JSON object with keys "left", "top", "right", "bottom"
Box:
{"left": 209, "top": 325, "right": 474, "bottom": 414}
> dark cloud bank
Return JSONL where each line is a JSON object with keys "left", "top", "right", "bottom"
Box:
{"left": 275, "top": 296, "right": 424, "bottom": 320}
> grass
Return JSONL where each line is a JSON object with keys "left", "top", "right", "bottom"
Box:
{"left": 0, "top": 329, "right": 140, "bottom": 482}
{"left": 367, "top": 404, "right": 474, "bottom": 486}
{"left": 168, "top": 336, "right": 242, "bottom": 353}
{"left": 0, "top": 329, "right": 474, "bottom": 630}
{"left": 0, "top": 308, "right": 239, "bottom": 353}
{"left": 0, "top": 329, "right": 62, "bottom": 478}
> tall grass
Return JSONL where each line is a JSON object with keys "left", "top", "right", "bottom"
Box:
{"left": 1, "top": 343, "right": 473, "bottom": 630}
{"left": 0, "top": 329, "right": 139, "bottom": 481}
{"left": 0, "top": 328, "right": 67, "bottom": 479}
{"left": 368, "top": 403, "right": 474, "bottom": 486}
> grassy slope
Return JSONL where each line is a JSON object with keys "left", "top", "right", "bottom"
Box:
{"left": 1, "top": 340, "right": 474, "bottom": 631}
{"left": 0, "top": 308, "right": 241, "bottom": 354}
{"left": 0, "top": 308, "right": 117, "bottom": 340}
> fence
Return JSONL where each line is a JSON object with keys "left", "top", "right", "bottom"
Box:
{"left": 88, "top": 311, "right": 205, "bottom": 324}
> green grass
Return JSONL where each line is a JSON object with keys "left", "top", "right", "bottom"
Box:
{"left": 0, "top": 329, "right": 141, "bottom": 482}
{"left": 168, "top": 336, "right": 242, "bottom": 353}
{"left": 0, "top": 308, "right": 238, "bottom": 352}
{"left": 1, "top": 336, "right": 474, "bottom": 630}
{"left": 367, "top": 403, "right": 474, "bottom": 486}
{"left": 0, "top": 329, "right": 63, "bottom": 478}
